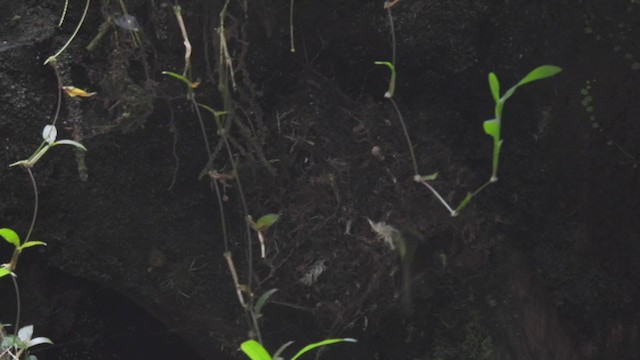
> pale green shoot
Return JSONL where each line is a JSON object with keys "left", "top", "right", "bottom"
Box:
{"left": 247, "top": 214, "right": 280, "bottom": 258}
{"left": 374, "top": 61, "right": 396, "bottom": 99}
{"left": 9, "top": 125, "right": 86, "bottom": 169}
{"left": 452, "top": 65, "right": 562, "bottom": 214}
{"left": 484, "top": 65, "right": 562, "bottom": 182}
{"left": 253, "top": 288, "right": 278, "bottom": 319}
{"left": 240, "top": 338, "right": 356, "bottom": 360}
{"left": 416, "top": 65, "right": 562, "bottom": 216}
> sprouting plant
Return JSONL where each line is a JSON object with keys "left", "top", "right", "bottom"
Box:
{"left": 0, "top": 325, "right": 52, "bottom": 360}
{"left": 3, "top": 125, "right": 86, "bottom": 337}
{"left": 0, "top": 228, "right": 46, "bottom": 278}
{"left": 9, "top": 125, "right": 86, "bottom": 169}
{"left": 240, "top": 338, "right": 356, "bottom": 360}
{"left": 247, "top": 214, "right": 280, "bottom": 259}
{"left": 415, "top": 65, "right": 562, "bottom": 216}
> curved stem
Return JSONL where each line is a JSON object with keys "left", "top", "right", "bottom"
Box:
{"left": 211, "top": 178, "right": 228, "bottom": 252}
{"left": 49, "top": 62, "right": 64, "bottom": 127}
{"left": 387, "top": 8, "right": 396, "bottom": 66}
{"left": 222, "top": 136, "right": 261, "bottom": 343}
{"left": 417, "top": 180, "right": 455, "bottom": 215}
{"left": 389, "top": 98, "right": 419, "bottom": 176}
{"left": 24, "top": 168, "right": 39, "bottom": 244}
{"left": 11, "top": 276, "right": 21, "bottom": 336}
{"left": 45, "top": 0, "right": 91, "bottom": 65}
{"left": 289, "top": 0, "right": 296, "bottom": 52}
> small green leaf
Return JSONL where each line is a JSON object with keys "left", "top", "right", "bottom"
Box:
{"left": 413, "top": 172, "right": 438, "bottom": 182}
{"left": 516, "top": 65, "right": 562, "bottom": 87}
{"left": 254, "top": 288, "right": 278, "bottom": 317}
{"left": 0, "top": 268, "right": 11, "bottom": 278}
{"left": 51, "top": 140, "right": 87, "bottom": 151}
{"left": 374, "top": 61, "right": 396, "bottom": 98}
{"left": 483, "top": 119, "right": 500, "bottom": 140}
{"left": 454, "top": 193, "right": 474, "bottom": 214}
{"left": 240, "top": 340, "right": 272, "bottom": 360}
{"left": 255, "top": 214, "right": 280, "bottom": 232}
{"left": 0, "top": 228, "right": 21, "bottom": 248}
{"left": 290, "top": 338, "right": 357, "bottom": 360}
{"left": 162, "top": 71, "right": 197, "bottom": 88}
{"left": 19, "top": 241, "right": 47, "bottom": 250}
{"left": 488, "top": 73, "right": 500, "bottom": 103}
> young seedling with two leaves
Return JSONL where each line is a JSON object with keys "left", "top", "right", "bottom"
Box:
{"left": 241, "top": 337, "right": 357, "bottom": 360}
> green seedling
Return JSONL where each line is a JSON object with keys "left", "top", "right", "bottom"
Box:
{"left": 9, "top": 125, "right": 86, "bottom": 169}
{"left": 241, "top": 338, "right": 356, "bottom": 360}
{"left": 374, "top": 61, "right": 396, "bottom": 99}
{"left": 416, "top": 65, "right": 562, "bottom": 216}
{"left": 1, "top": 324, "right": 52, "bottom": 360}
{"left": 247, "top": 214, "right": 280, "bottom": 258}
{"left": 483, "top": 65, "right": 562, "bottom": 182}
{"left": 162, "top": 71, "right": 200, "bottom": 91}
{"left": 0, "top": 228, "right": 46, "bottom": 278}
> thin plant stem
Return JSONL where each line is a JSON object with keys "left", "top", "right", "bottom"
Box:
{"left": 11, "top": 277, "right": 20, "bottom": 336}
{"left": 24, "top": 168, "right": 39, "bottom": 244}
{"left": 173, "top": 5, "right": 192, "bottom": 77}
{"left": 389, "top": 98, "right": 419, "bottom": 176}
{"left": 289, "top": 0, "right": 296, "bottom": 52}
{"left": 222, "top": 135, "right": 261, "bottom": 344}
{"left": 192, "top": 99, "right": 212, "bottom": 157}
{"left": 58, "top": 0, "right": 69, "bottom": 27}
{"left": 9, "top": 168, "right": 40, "bottom": 336}
{"left": 211, "top": 178, "right": 228, "bottom": 252}
{"left": 45, "top": 0, "right": 91, "bottom": 65}
{"left": 387, "top": 7, "right": 396, "bottom": 65}
{"left": 49, "top": 59, "right": 64, "bottom": 128}
{"left": 417, "top": 180, "right": 456, "bottom": 216}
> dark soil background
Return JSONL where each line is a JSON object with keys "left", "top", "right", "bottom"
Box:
{"left": 1, "top": 0, "right": 640, "bottom": 359}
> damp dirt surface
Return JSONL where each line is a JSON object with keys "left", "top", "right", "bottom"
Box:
{"left": 1, "top": 0, "right": 640, "bottom": 359}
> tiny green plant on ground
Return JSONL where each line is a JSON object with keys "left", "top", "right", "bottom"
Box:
{"left": 240, "top": 338, "right": 356, "bottom": 360}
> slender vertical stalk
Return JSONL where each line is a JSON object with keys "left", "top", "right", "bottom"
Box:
{"left": 11, "top": 276, "right": 20, "bottom": 336}
{"left": 24, "top": 168, "right": 39, "bottom": 244}
{"left": 289, "top": 0, "right": 296, "bottom": 52}
{"left": 389, "top": 98, "right": 419, "bottom": 176}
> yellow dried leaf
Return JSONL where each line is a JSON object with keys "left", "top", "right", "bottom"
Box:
{"left": 62, "top": 86, "right": 97, "bottom": 97}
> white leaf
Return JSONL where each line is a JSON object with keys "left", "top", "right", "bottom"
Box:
{"left": 52, "top": 139, "right": 87, "bottom": 151}
{"left": 18, "top": 325, "right": 34, "bottom": 341}
{"left": 28, "top": 336, "right": 53, "bottom": 347}
{"left": 42, "top": 125, "right": 57, "bottom": 144}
